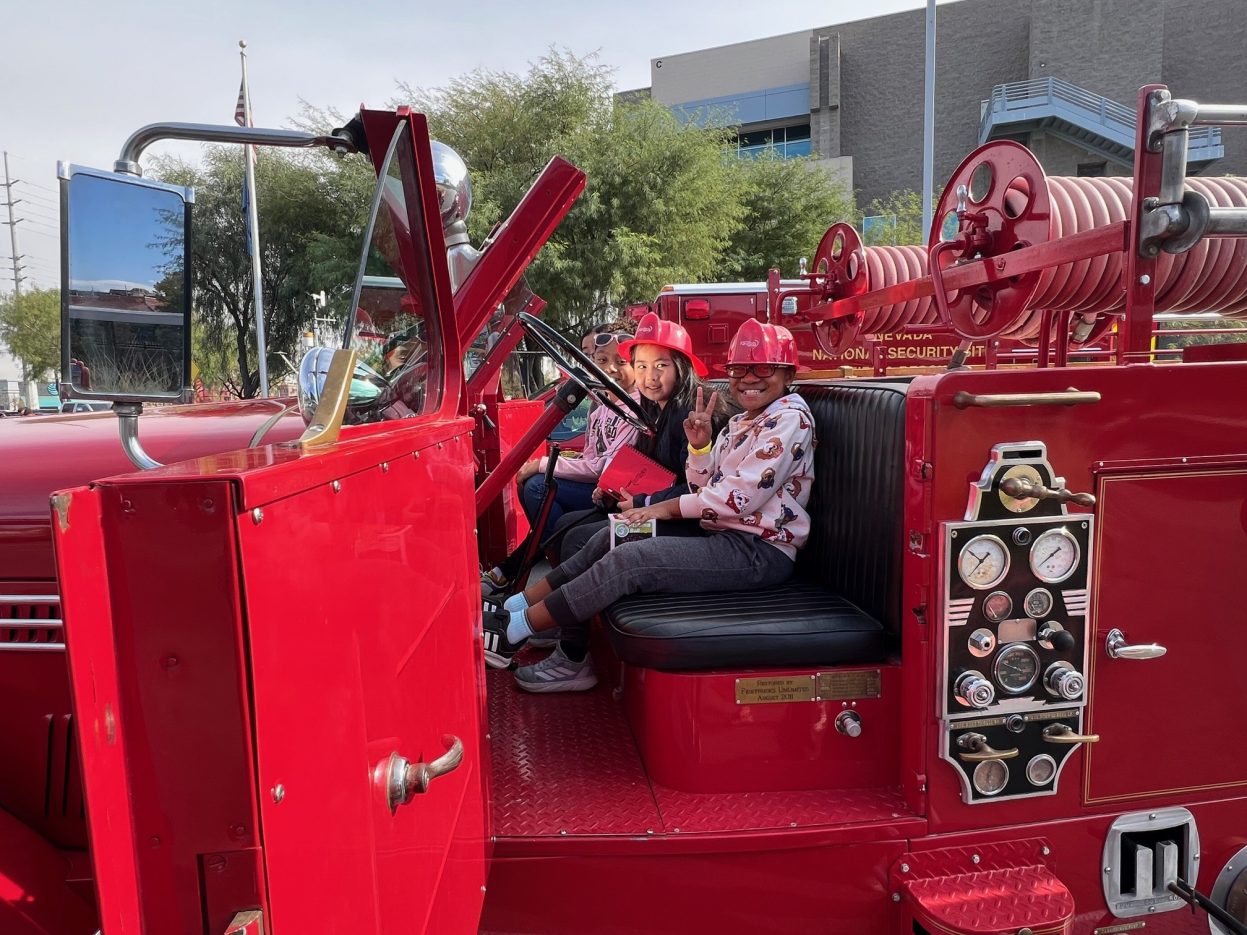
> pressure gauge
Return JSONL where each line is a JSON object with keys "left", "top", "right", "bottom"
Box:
{"left": 994, "top": 643, "right": 1040, "bottom": 694}
{"left": 958, "top": 535, "right": 1010, "bottom": 590}
{"left": 982, "top": 590, "right": 1013, "bottom": 623}
{"left": 1030, "top": 528, "right": 1080, "bottom": 583}
{"left": 973, "top": 759, "right": 1010, "bottom": 796}
{"left": 1023, "top": 588, "right": 1053, "bottom": 619}
{"left": 1025, "top": 754, "right": 1057, "bottom": 787}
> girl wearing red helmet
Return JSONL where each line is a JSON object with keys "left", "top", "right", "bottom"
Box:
{"left": 483, "top": 319, "right": 815, "bottom": 692}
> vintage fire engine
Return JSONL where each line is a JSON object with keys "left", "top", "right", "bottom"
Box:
{"left": 3, "top": 83, "right": 1247, "bottom": 935}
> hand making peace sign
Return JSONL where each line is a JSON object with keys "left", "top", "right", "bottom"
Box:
{"left": 683, "top": 386, "right": 719, "bottom": 450}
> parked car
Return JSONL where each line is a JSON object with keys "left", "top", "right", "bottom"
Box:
{"left": 59, "top": 400, "right": 113, "bottom": 414}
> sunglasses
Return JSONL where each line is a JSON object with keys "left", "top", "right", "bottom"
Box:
{"left": 726, "top": 363, "right": 782, "bottom": 379}
{"left": 592, "top": 331, "right": 631, "bottom": 348}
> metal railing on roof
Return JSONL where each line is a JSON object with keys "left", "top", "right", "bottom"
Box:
{"left": 979, "top": 77, "right": 1223, "bottom": 160}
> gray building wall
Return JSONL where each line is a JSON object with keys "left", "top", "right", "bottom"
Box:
{"left": 648, "top": 0, "right": 1247, "bottom": 208}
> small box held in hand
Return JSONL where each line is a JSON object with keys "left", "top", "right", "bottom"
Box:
{"left": 609, "top": 517, "right": 657, "bottom": 550}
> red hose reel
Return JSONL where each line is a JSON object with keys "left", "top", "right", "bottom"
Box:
{"left": 797, "top": 139, "right": 1247, "bottom": 353}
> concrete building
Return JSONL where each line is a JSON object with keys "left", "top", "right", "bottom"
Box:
{"left": 643, "top": 0, "right": 1247, "bottom": 211}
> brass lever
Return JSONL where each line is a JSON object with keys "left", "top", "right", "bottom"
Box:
{"left": 956, "top": 732, "right": 1019, "bottom": 762}
{"left": 1000, "top": 476, "right": 1096, "bottom": 508}
{"left": 1043, "top": 723, "right": 1100, "bottom": 745}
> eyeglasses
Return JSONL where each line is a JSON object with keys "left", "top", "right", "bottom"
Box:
{"left": 726, "top": 363, "right": 781, "bottom": 379}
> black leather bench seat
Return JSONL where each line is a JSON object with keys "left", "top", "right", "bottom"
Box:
{"left": 598, "top": 380, "right": 910, "bottom": 674}
{"left": 604, "top": 583, "right": 887, "bottom": 671}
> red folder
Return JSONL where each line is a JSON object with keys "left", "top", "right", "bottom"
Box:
{"left": 598, "top": 446, "right": 676, "bottom": 499}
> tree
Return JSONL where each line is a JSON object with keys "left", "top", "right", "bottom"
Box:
{"left": 389, "top": 49, "right": 746, "bottom": 333}
{"left": 0, "top": 287, "right": 60, "bottom": 381}
{"left": 721, "top": 153, "right": 855, "bottom": 281}
{"left": 152, "top": 148, "right": 371, "bottom": 397}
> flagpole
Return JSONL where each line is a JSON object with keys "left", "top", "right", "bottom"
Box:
{"left": 239, "top": 39, "right": 269, "bottom": 397}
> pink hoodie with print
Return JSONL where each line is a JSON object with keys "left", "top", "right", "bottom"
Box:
{"left": 677, "top": 393, "right": 815, "bottom": 560}
{"left": 537, "top": 392, "right": 640, "bottom": 483}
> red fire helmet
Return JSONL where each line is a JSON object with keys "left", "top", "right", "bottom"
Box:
{"left": 727, "top": 318, "right": 806, "bottom": 371}
{"left": 617, "top": 312, "right": 709, "bottom": 377}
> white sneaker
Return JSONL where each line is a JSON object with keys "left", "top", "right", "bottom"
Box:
{"left": 514, "top": 647, "right": 598, "bottom": 693}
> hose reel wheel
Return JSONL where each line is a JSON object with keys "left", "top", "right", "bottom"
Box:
{"left": 929, "top": 141, "right": 1053, "bottom": 339}
{"left": 1210, "top": 844, "right": 1247, "bottom": 935}
{"left": 812, "top": 222, "right": 867, "bottom": 355}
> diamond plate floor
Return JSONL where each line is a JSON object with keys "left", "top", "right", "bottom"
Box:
{"left": 488, "top": 659, "right": 916, "bottom": 840}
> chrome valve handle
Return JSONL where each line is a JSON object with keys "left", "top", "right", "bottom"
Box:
{"left": 1000, "top": 475, "right": 1096, "bottom": 508}
{"left": 1105, "top": 628, "right": 1168, "bottom": 660}
{"left": 1044, "top": 662, "right": 1085, "bottom": 700}
{"left": 955, "top": 671, "right": 996, "bottom": 709}
{"left": 382, "top": 736, "right": 464, "bottom": 813}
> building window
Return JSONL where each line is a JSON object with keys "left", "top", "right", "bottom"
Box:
{"left": 1077, "top": 161, "right": 1107, "bottom": 177}
{"left": 735, "top": 123, "right": 812, "bottom": 160}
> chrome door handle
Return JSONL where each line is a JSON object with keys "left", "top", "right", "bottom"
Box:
{"left": 1105, "top": 628, "right": 1168, "bottom": 660}
{"left": 382, "top": 735, "right": 464, "bottom": 812}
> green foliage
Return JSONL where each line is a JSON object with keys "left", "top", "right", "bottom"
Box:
{"left": 392, "top": 49, "right": 745, "bottom": 333}
{"left": 0, "top": 287, "right": 61, "bottom": 381}
{"left": 859, "top": 189, "right": 926, "bottom": 246}
{"left": 721, "top": 153, "right": 855, "bottom": 281}
{"left": 151, "top": 148, "right": 372, "bottom": 397}
{"left": 1155, "top": 317, "right": 1247, "bottom": 351}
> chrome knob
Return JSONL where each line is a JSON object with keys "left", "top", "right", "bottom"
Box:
{"left": 955, "top": 671, "right": 996, "bottom": 709}
{"left": 835, "top": 711, "right": 862, "bottom": 738}
{"left": 969, "top": 631, "right": 995, "bottom": 653}
{"left": 1045, "top": 663, "right": 1084, "bottom": 700}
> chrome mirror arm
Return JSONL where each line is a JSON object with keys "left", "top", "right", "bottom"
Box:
{"left": 114, "top": 403, "right": 162, "bottom": 471}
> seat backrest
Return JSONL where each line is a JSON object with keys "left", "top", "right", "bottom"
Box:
{"left": 795, "top": 382, "right": 909, "bottom": 636}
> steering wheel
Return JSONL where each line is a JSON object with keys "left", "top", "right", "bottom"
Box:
{"left": 518, "top": 312, "right": 654, "bottom": 435}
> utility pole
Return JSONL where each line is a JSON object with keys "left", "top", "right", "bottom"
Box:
{"left": 2, "top": 151, "right": 25, "bottom": 299}
{"left": 921, "top": 0, "right": 937, "bottom": 239}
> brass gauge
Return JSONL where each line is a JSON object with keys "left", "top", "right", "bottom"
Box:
{"left": 1030, "top": 528, "right": 1080, "bottom": 583}
{"left": 958, "top": 535, "right": 1010, "bottom": 590}
{"left": 1026, "top": 754, "right": 1057, "bottom": 786}
{"left": 1023, "top": 588, "right": 1054, "bottom": 619}
{"left": 999, "top": 464, "right": 1043, "bottom": 513}
{"left": 973, "top": 759, "right": 1009, "bottom": 796}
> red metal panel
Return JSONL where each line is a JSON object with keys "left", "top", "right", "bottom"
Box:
{"left": 50, "top": 485, "right": 140, "bottom": 933}
{"left": 623, "top": 664, "right": 901, "bottom": 793}
{"left": 238, "top": 430, "right": 486, "bottom": 934}
{"left": 911, "top": 362, "right": 1247, "bottom": 834}
{"left": 0, "top": 805, "right": 98, "bottom": 935}
{"left": 66, "top": 479, "right": 267, "bottom": 933}
{"left": 1084, "top": 465, "right": 1247, "bottom": 803}
{"left": 483, "top": 839, "right": 907, "bottom": 935}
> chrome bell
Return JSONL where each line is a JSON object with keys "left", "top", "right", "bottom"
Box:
{"left": 430, "top": 141, "right": 472, "bottom": 228}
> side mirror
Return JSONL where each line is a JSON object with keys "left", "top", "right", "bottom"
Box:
{"left": 59, "top": 165, "right": 193, "bottom": 403}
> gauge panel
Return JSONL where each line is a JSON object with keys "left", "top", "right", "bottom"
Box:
{"left": 944, "top": 712, "right": 1083, "bottom": 804}
{"left": 942, "top": 516, "right": 1092, "bottom": 721}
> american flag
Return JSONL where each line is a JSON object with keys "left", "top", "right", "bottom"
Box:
{"left": 234, "top": 79, "right": 249, "bottom": 127}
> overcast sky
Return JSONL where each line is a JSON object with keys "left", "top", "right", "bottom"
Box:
{"left": 0, "top": 0, "right": 939, "bottom": 293}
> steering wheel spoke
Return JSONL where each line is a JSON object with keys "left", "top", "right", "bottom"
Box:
{"left": 518, "top": 312, "right": 654, "bottom": 436}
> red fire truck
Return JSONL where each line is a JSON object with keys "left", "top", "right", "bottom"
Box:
{"left": 3, "top": 85, "right": 1247, "bottom": 935}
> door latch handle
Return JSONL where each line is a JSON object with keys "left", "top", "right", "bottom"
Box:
{"left": 1105, "top": 628, "right": 1168, "bottom": 660}
{"left": 382, "top": 735, "right": 464, "bottom": 813}
{"left": 956, "top": 732, "right": 1019, "bottom": 762}
{"left": 1043, "top": 723, "right": 1100, "bottom": 745}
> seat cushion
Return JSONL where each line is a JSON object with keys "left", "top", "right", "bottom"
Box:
{"left": 603, "top": 582, "right": 887, "bottom": 671}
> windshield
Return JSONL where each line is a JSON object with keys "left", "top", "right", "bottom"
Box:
{"left": 337, "top": 121, "right": 441, "bottom": 422}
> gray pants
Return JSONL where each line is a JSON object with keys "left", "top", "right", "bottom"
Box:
{"left": 543, "top": 522, "right": 793, "bottom": 647}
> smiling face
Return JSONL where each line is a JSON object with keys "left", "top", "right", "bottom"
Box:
{"left": 630, "top": 344, "right": 679, "bottom": 406}
{"left": 592, "top": 337, "right": 636, "bottom": 393}
{"left": 730, "top": 365, "right": 792, "bottom": 417}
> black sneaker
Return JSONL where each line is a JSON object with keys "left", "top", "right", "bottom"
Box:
{"left": 483, "top": 611, "right": 527, "bottom": 669}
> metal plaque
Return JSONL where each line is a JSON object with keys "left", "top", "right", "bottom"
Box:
{"left": 1093, "top": 923, "right": 1145, "bottom": 934}
{"left": 735, "top": 676, "right": 815, "bottom": 705}
{"left": 816, "top": 670, "right": 882, "bottom": 700}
